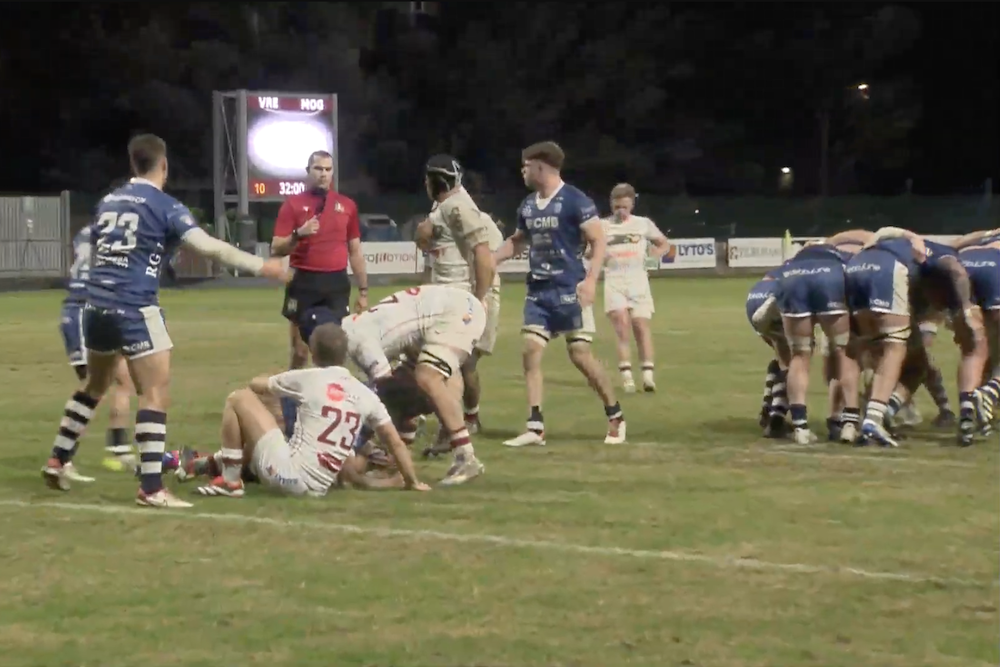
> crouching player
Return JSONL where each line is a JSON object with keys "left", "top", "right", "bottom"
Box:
{"left": 957, "top": 229, "right": 1000, "bottom": 433}
{"left": 746, "top": 269, "right": 791, "bottom": 437}
{"left": 183, "top": 323, "right": 429, "bottom": 497}
{"left": 341, "top": 284, "right": 488, "bottom": 485}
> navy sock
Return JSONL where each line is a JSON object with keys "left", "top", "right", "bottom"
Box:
{"left": 281, "top": 396, "right": 298, "bottom": 438}
{"left": 136, "top": 409, "right": 167, "bottom": 495}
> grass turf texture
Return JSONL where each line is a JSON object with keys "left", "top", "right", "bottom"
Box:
{"left": 0, "top": 278, "right": 996, "bottom": 667}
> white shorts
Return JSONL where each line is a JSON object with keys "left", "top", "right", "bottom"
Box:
{"left": 604, "top": 281, "right": 654, "bottom": 319}
{"left": 250, "top": 429, "right": 328, "bottom": 497}
{"left": 750, "top": 295, "right": 784, "bottom": 341}
{"left": 419, "top": 293, "right": 488, "bottom": 377}
{"left": 476, "top": 287, "right": 501, "bottom": 354}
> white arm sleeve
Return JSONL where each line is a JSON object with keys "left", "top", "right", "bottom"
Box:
{"left": 181, "top": 228, "right": 265, "bottom": 275}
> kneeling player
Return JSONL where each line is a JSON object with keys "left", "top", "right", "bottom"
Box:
{"left": 187, "top": 323, "right": 429, "bottom": 497}
{"left": 341, "top": 284, "right": 488, "bottom": 485}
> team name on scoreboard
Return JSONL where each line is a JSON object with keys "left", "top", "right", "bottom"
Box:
{"left": 255, "top": 96, "right": 327, "bottom": 112}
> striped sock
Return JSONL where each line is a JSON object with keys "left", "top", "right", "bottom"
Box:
{"left": 51, "top": 391, "right": 99, "bottom": 465}
{"left": 136, "top": 410, "right": 167, "bottom": 495}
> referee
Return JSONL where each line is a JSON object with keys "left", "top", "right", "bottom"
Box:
{"left": 271, "top": 149, "right": 369, "bottom": 368}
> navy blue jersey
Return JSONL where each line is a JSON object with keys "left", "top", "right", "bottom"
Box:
{"left": 64, "top": 225, "right": 96, "bottom": 305}
{"left": 87, "top": 179, "right": 198, "bottom": 309}
{"left": 872, "top": 237, "right": 920, "bottom": 273}
{"left": 516, "top": 183, "right": 598, "bottom": 290}
{"left": 790, "top": 243, "right": 851, "bottom": 265}
{"left": 922, "top": 240, "right": 958, "bottom": 270}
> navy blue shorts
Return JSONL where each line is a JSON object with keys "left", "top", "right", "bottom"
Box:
{"left": 776, "top": 259, "right": 847, "bottom": 317}
{"left": 83, "top": 304, "right": 174, "bottom": 359}
{"left": 845, "top": 248, "right": 911, "bottom": 315}
{"left": 961, "top": 248, "right": 1000, "bottom": 310}
{"left": 522, "top": 284, "right": 595, "bottom": 343}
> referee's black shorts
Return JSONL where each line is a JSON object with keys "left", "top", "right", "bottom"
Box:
{"left": 281, "top": 269, "right": 351, "bottom": 326}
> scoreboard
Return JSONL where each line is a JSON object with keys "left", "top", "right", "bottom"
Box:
{"left": 245, "top": 93, "right": 337, "bottom": 201}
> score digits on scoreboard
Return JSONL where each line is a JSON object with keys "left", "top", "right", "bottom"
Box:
{"left": 245, "top": 93, "right": 337, "bottom": 201}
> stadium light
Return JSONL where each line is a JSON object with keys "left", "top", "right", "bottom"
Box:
{"left": 781, "top": 167, "right": 791, "bottom": 174}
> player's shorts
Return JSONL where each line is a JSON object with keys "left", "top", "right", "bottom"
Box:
{"left": 419, "top": 291, "right": 488, "bottom": 377}
{"left": 746, "top": 280, "right": 783, "bottom": 340}
{"left": 522, "top": 283, "right": 596, "bottom": 345}
{"left": 59, "top": 303, "right": 86, "bottom": 367}
{"left": 83, "top": 303, "right": 173, "bottom": 359}
{"left": 604, "top": 280, "right": 655, "bottom": 319}
{"left": 446, "top": 281, "right": 501, "bottom": 355}
{"left": 961, "top": 248, "right": 1000, "bottom": 310}
{"left": 775, "top": 259, "right": 848, "bottom": 318}
{"left": 250, "top": 428, "right": 332, "bottom": 497}
{"left": 845, "top": 249, "right": 910, "bottom": 316}
{"left": 282, "top": 268, "right": 351, "bottom": 324}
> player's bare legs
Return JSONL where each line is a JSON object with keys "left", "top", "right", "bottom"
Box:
{"left": 195, "top": 388, "right": 279, "bottom": 497}
{"left": 503, "top": 337, "right": 548, "bottom": 447}
{"left": 101, "top": 359, "right": 138, "bottom": 471}
{"left": 43, "top": 351, "right": 118, "bottom": 490}
{"left": 461, "top": 351, "right": 484, "bottom": 432}
{"left": 836, "top": 337, "right": 864, "bottom": 443}
{"left": 607, "top": 309, "right": 637, "bottom": 392}
{"left": 415, "top": 354, "right": 484, "bottom": 486}
{"left": 955, "top": 307, "right": 989, "bottom": 444}
{"left": 567, "top": 341, "right": 626, "bottom": 445}
{"left": 781, "top": 314, "right": 817, "bottom": 444}
{"left": 854, "top": 311, "right": 909, "bottom": 447}
{"left": 631, "top": 316, "right": 656, "bottom": 392}
{"left": 127, "top": 350, "right": 191, "bottom": 507}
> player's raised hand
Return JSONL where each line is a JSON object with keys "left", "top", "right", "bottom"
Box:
{"left": 297, "top": 217, "right": 320, "bottom": 237}
{"left": 260, "top": 258, "right": 291, "bottom": 283}
{"left": 576, "top": 278, "right": 596, "bottom": 307}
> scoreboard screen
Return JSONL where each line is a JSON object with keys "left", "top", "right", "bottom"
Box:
{"left": 246, "top": 93, "right": 337, "bottom": 201}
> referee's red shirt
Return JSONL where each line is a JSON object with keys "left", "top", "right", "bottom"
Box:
{"left": 274, "top": 190, "right": 361, "bottom": 272}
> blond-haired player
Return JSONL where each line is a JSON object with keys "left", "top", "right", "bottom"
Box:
{"left": 341, "top": 284, "right": 488, "bottom": 485}
{"left": 598, "top": 183, "right": 671, "bottom": 392}
{"left": 414, "top": 154, "right": 503, "bottom": 435}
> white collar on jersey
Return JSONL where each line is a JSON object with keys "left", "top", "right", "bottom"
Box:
{"left": 129, "top": 177, "right": 162, "bottom": 190}
{"left": 534, "top": 181, "right": 564, "bottom": 209}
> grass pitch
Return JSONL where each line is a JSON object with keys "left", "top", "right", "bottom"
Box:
{"left": 0, "top": 278, "right": 996, "bottom": 667}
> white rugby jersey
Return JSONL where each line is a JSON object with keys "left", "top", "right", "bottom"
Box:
{"left": 601, "top": 215, "right": 666, "bottom": 283}
{"left": 427, "top": 188, "right": 503, "bottom": 291}
{"left": 342, "top": 284, "right": 474, "bottom": 379}
{"left": 267, "top": 366, "right": 391, "bottom": 490}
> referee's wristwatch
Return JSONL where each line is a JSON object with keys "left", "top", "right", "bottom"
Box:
{"left": 290, "top": 228, "right": 300, "bottom": 241}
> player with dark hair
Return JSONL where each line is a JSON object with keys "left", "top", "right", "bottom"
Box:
{"left": 271, "top": 150, "right": 369, "bottom": 437}
{"left": 494, "top": 141, "right": 625, "bottom": 447}
{"left": 415, "top": 154, "right": 503, "bottom": 446}
{"left": 41, "top": 134, "right": 288, "bottom": 507}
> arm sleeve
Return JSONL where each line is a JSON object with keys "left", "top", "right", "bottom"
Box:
{"left": 267, "top": 371, "right": 305, "bottom": 401}
{"left": 181, "top": 227, "right": 265, "bottom": 274}
{"left": 575, "top": 194, "right": 600, "bottom": 229}
{"left": 346, "top": 200, "right": 361, "bottom": 241}
{"left": 273, "top": 201, "right": 296, "bottom": 237}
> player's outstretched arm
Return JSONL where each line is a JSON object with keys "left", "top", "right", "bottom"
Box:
{"left": 494, "top": 230, "right": 527, "bottom": 264}
{"left": 867, "top": 226, "right": 927, "bottom": 260}
{"left": 580, "top": 218, "right": 606, "bottom": 280}
{"left": 182, "top": 228, "right": 288, "bottom": 280}
{"left": 374, "top": 422, "right": 430, "bottom": 491}
{"left": 952, "top": 229, "right": 1000, "bottom": 250}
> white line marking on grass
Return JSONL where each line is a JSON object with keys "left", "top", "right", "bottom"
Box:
{"left": 0, "top": 499, "right": 989, "bottom": 588}
{"left": 633, "top": 442, "right": 979, "bottom": 469}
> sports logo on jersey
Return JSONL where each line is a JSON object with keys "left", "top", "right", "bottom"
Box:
{"left": 326, "top": 383, "right": 345, "bottom": 402}
{"left": 179, "top": 214, "right": 196, "bottom": 228}
{"left": 335, "top": 202, "right": 345, "bottom": 213}
{"left": 553, "top": 202, "right": 562, "bottom": 213}
{"left": 608, "top": 233, "right": 643, "bottom": 246}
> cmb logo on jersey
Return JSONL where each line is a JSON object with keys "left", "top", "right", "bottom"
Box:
{"left": 659, "top": 238, "right": 717, "bottom": 270}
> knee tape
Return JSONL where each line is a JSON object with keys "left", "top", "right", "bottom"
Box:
{"left": 877, "top": 324, "right": 911, "bottom": 344}
{"left": 830, "top": 332, "right": 851, "bottom": 347}
{"left": 789, "top": 335, "right": 813, "bottom": 353}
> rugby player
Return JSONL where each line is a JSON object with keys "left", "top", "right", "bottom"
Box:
{"left": 956, "top": 228, "right": 1000, "bottom": 435}
{"left": 60, "top": 223, "right": 138, "bottom": 478}
{"left": 746, "top": 268, "right": 791, "bottom": 437}
{"left": 183, "top": 323, "right": 428, "bottom": 497}
{"left": 340, "top": 284, "right": 488, "bottom": 485}
{"left": 41, "top": 134, "right": 288, "bottom": 507}
{"left": 598, "top": 183, "right": 670, "bottom": 393}
{"left": 847, "top": 228, "right": 983, "bottom": 446}
{"left": 414, "top": 155, "right": 503, "bottom": 436}
{"left": 775, "top": 232, "right": 869, "bottom": 444}
{"left": 494, "top": 142, "right": 626, "bottom": 447}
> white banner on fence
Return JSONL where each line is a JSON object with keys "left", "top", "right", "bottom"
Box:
{"left": 348, "top": 242, "right": 421, "bottom": 275}
{"left": 659, "top": 238, "right": 716, "bottom": 269}
{"left": 728, "top": 238, "right": 784, "bottom": 267}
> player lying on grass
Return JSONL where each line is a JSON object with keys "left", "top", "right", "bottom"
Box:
{"left": 846, "top": 228, "right": 985, "bottom": 446}
{"left": 414, "top": 154, "right": 504, "bottom": 449}
{"left": 596, "top": 183, "right": 671, "bottom": 393}
{"left": 177, "top": 321, "right": 429, "bottom": 497}
{"left": 494, "top": 141, "right": 626, "bottom": 448}
{"left": 340, "top": 284, "right": 487, "bottom": 485}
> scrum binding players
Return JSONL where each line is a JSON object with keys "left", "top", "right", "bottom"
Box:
{"left": 746, "top": 267, "right": 791, "bottom": 436}
{"left": 598, "top": 183, "right": 671, "bottom": 393}
{"left": 414, "top": 155, "right": 503, "bottom": 435}
{"left": 41, "top": 134, "right": 288, "bottom": 507}
{"left": 494, "top": 142, "right": 626, "bottom": 447}
{"left": 60, "top": 223, "right": 138, "bottom": 478}
{"left": 340, "top": 285, "right": 487, "bottom": 485}
{"left": 957, "top": 228, "right": 1000, "bottom": 434}
{"left": 182, "top": 323, "right": 429, "bottom": 497}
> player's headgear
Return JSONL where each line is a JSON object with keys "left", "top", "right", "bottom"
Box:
{"left": 425, "top": 154, "right": 463, "bottom": 197}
